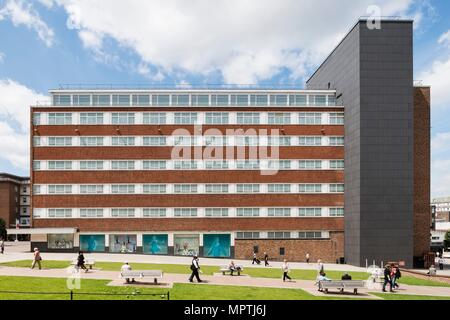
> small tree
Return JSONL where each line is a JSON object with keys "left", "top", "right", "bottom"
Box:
{"left": 0, "top": 218, "right": 7, "bottom": 240}
{"left": 444, "top": 230, "right": 450, "bottom": 249}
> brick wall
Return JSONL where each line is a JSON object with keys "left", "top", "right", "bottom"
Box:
{"left": 0, "top": 182, "right": 17, "bottom": 227}
{"left": 234, "top": 231, "right": 344, "bottom": 263}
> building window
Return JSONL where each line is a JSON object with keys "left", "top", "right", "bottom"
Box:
{"left": 80, "top": 113, "right": 104, "bottom": 125}
{"left": 111, "top": 208, "right": 135, "bottom": 217}
{"left": 80, "top": 161, "right": 103, "bottom": 170}
{"left": 299, "top": 113, "right": 322, "bottom": 125}
{"left": 211, "top": 95, "right": 229, "bottom": 106}
{"left": 143, "top": 208, "right": 167, "bottom": 217}
{"left": 152, "top": 94, "right": 170, "bottom": 106}
{"left": 268, "top": 184, "right": 291, "bottom": 193}
{"left": 298, "top": 136, "right": 322, "bottom": 146}
{"left": 132, "top": 94, "right": 150, "bottom": 106}
{"left": 73, "top": 94, "right": 91, "bottom": 106}
{"left": 329, "top": 208, "right": 344, "bottom": 217}
{"left": 112, "top": 136, "right": 135, "bottom": 146}
{"left": 143, "top": 184, "right": 166, "bottom": 194}
{"left": 299, "top": 208, "right": 322, "bottom": 217}
{"left": 250, "top": 94, "right": 268, "bottom": 106}
{"left": 48, "top": 137, "right": 72, "bottom": 146}
{"left": 111, "top": 185, "right": 135, "bottom": 194}
{"left": 33, "top": 113, "right": 41, "bottom": 125}
{"left": 33, "top": 185, "right": 41, "bottom": 194}
{"left": 329, "top": 184, "right": 345, "bottom": 193}
{"left": 268, "top": 232, "right": 291, "bottom": 239}
{"left": 204, "top": 136, "right": 228, "bottom": 146}
{"left": 173, "top": 136, "right": 199, "bottom": 146}
{"left": 205, "top": 184, "right": 228, "bottom": 193}
{"left": 173, "top": 161, "right": 197, "bottom": 170}
{"left": 205, "top": 160, "right": 229, "bottom": 169}
{"left": 205, "top": 208, "right": 229, "bottom": 217}
{"left": 48, "top": 185, "right": 72, "bottom": 194}
{"left": 143, "top": 160, "right": 166, "bottom": 170}
{"left": 236, "top": 232, "right": 260, "bottom": 239}
{"left": 329, "top": 160, "right": 344, "bottom": 170}
{"left": 329, "top": 113, "right": 344, "bottom": 125}
{"left": 48, "top": 113, "right": 72, "bottom": 125}
{"left": 267, "top": 160, "right": 291, "bottom": 170}
{"left": 80, "top": 137, "right": 104, "bottom": 146}
{"left": 112, "top": 94, "right": 131, "bottom": 106}
{"left": 329, "top": 137, "right": 344, "bottom": 146}
{"left": 270, "top": 95, "right": 288, "bottom": 106}
{"left": 33, "top": 137, "right": 41, "bottom": 147}
{"left": 111, "top": 161, "right": 135, "bottom": 170}
{"left": 205, "top": 112, "right": 229, "bottom": 124}
{"left": 174, "top": 184, "right": 198, "bottom": 194}
{"left": 80, "top": 209, "right": 104, "bottom": 218}
{"left": 143, "top": 136, "right": 167, "bottom": 146}
{"left": 268, "top": 136, "right": 291, "bottom": 146}
{"left": 92, "top": 95, "right": 110, "bottom": 106}
{"left": 328, "top": 95, "right": 336, "bottom": 106}
{"left": 236, "top": 184, "right": 260, "bottom": 193}
{"left": 171, "top": 94, "right": 190, "bottom": 106}
{"left": 48, "top": 161, "right": 72, "bottom": 170}
{"left": 235, "top": 136, "right": 259, "bottom": 146}
{"left": 298, "top": 231, "right": 323, "bottom": 239}
{"left": 299, "top": 160, "right": 322, "bottom": 170}
{"left": 174, "top": 112, "right": 198, "bottom": 124}
{"left": 299, "top": 184, "right": 322, "bottom": 193}
{"left": 53, "top": 95, "right": 71, "bottom": 106}
{"left": 33, "top": 161, "right": 41, "bottom": 170}
{"left": 191, "top": 95, "right": 209, "bottom": 106}
{"left": 230, "top": 94, "right": 249, "bottom": 106}
{"left": 237, "top": 113, "right": 260, "bottom": 124}
{"left": 80, "top": 185, "right": 104, "bottom": 194}
{"left": 289, "top": 94, "right": 307, "bottom": 106}
{"left": 174, "top": 208, "right": 197, "bottom": 217}
{"left": 143, "top": 113, "right": 166, "bottom": 124}
{"left": 310, "top": 95, "right": 327, "bottom": 106}
{"left": 268, "top": 208, "right": 291, "bottom": 217}
{"left": 236, "top": 160, "right": 260, "bottom": 170}
{"left": 48, "top": 209, "right": 72, "bottom": 218}
{"left": 47, "top": 234, "right": 74, "bottom": 249}
{"left": 112, "top": 113, "right": 135, "bottom": 125}
{"left": 236, "top": 208, "right": 260, "bottom": 217}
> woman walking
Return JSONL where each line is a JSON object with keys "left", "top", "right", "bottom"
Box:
{"left": 282, "top": 259, "right": 292, "bottom": 282}
{"left": 31, "top": 248, "right": 42, "bottom": 270}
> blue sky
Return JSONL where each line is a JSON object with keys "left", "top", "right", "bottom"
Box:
{"left": 0, "top": 0, "right": 449, "bottom": 198}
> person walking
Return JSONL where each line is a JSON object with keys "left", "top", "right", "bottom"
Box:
{"left": 305, "top": 252, "right": 310, "bottom": 264}
{"left": 252, "top": 252, "right": 260, "bottom": 265}
{"left": 439, "top": 257, "right": 445, "bottom": 271}
{"left": 77, "top": 251, "right": 88, "bottom": 272}
{"left": 31, "top": 248, "right": 42, "bottom": 270}
{"left": 392, "top": 265, "right": 401, "bottom": 289}
{"left": 189, "top": 255, "right": 202, "bottom": 283}
{"left": 0, "top": 238, "right": 4, "bottom": 254}
{"left": 282, "top": 259, "right": 292, "bottom": 282}
{"left": 264, "top": 252, "right": 269, "bottom": 267}
{"left": 382, "top": 264, "right": 393, "bottom": 292}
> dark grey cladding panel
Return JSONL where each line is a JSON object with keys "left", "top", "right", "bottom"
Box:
{"left": 307, "top": 20, "right": 414, "bottom": 267}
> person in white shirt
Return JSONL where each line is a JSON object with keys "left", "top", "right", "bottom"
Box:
{"left": 282, "top": 259, "right": 292, "bottom": 282}
{"left": 305, "top": 253, "right": 310, "bottom": 264}
{"left": 121, "top": 262, "right": 135, "bottom": 283}
{"left": 189, "top": 256, "right": 202, "bottom": 283}
{"left": 317, "top": 259, "right": 324, "bottom": 275}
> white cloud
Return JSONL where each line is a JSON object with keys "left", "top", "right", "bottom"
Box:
{"left": 0, "top": 0, "right": 55, "bottom": 47}
{"left": 51, "top": 0, "right": 415, "bottom": 83}
{"left": 420, "top": 54, "right": 450, "bottom": 110}
{"left": 38, "top": 0, "right": 55, "bottom": 9}
{"left": 0, "top": 52, "right": 4, "bottom": 63}
{"left": 438, "top": 30, "right": 450, "bottom": 48}
{"left": 0, "top": 79, "right": 48, "bottom": 170}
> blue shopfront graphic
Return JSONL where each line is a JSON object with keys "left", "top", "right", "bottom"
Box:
{"left": 79, "top": 235, "right": 105, "bottom": 252}
{"left": 143, "top": 234, "right": 168, "bottom": 255}
{"left": 203, "top": 234, "right": 231, "bottom": 257}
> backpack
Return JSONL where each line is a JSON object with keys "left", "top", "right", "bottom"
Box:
{"left": 190, "top": 263, "right": 195, "bottom": 271}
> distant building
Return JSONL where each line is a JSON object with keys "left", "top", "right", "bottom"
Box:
{"left": 432, "top": 197, "right": 450, "bottom": 222}
{"left": 0, "top": 173, "right": 31, "bottom": 239}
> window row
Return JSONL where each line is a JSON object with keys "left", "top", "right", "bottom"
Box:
{"left": 33, "top": 112, "right": 344, "bottom": 125}
{"left": 51, "top": 93, "right": 337, "bottom": 107}
{"left": 33, "top": 183, "right": 345, "bottom": 195}
{"left": 34, "top": 207, "right": 344, "bottom": 219}
{"left": 33, "top": 135, "right": 345, "bottom": 147}
{"left": 33, "top": 159, "right": 345, "bottom": 171}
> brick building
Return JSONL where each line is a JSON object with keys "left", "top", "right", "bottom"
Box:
{"left": 10, "top": 19, "right": 431, "bottom": 267}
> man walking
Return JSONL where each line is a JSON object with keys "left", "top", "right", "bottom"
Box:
{"left": 31, "top": 248, "right": 42, "bottom": 270}
{"left": 189, "top": 255, "right": 202, "bottom": 283}
{"left": 264, "top": 252, "right": 269, "bottom": 267}
{"left": 305, "top": 252, "right": 310, "bottom": 264}
{"left": 282, "top": 259, "right": 292, "bottom": 282}
{"left": 382, "top": 264, "right": 393, "bottom": 292}
{"left": 0, "top": 238, "right": 4, "bottom": 254}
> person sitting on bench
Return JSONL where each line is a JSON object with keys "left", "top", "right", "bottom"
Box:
{"left": 121, "top": 262, "right": 135, "bottom": 283}
{"left": 228, "top": 261, "right": 241, "bottom": 276}
{"left": 339, "top": 273, "right": 352, "bottom": 292}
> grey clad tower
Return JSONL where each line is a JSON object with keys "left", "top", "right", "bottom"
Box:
{"left": 307, "top": 19, "right": 414, "bottom": 267}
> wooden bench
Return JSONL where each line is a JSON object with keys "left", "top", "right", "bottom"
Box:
{"left": 120, "top": 270, "right": 163, "bottom": 284}
{"left": 318, "top": 280, "right": 366, "bottom": 295}
{"left": 219, "top": 265, "right": 244, "bottom": 276}
{"left": 71, "top": 258, "right": 95, "bottom": 269}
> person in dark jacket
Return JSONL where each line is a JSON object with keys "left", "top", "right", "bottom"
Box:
{"left": 264, "top": 252, "right": 269, "bottom": 267}
{"left": 382, "top": 264, "right": 393, "bottom": 292}
{"left": 77, "top": 251, "right": 88, "bottom": 272}
{"left": 189, "top": 255, "right": 202, "bottom": 283}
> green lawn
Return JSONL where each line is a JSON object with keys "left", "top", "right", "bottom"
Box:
{"left": 2, "top": 259, "right": 449, "bottom": 288}
{"left": 371, "top": 292, "right": 450, "bottom": 300}
{"left": 0, "top": 276, "right": 342, "bottom": 300}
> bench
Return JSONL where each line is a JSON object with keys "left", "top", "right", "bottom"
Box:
{"left": 219, "top": 265, "right": 244, "bottom": 276}
{"left": 120, "top": 270, "right": 163, "bottom": 284}
{"left": 318, "top": 280, "right": 366, "bottom": 295}
{"left": 71, "top": 259, "right": 95, "bottom": 269}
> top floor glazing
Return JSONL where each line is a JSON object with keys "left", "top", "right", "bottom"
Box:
{"left": 45, "top": 90, "right": 340, "bottom": 107}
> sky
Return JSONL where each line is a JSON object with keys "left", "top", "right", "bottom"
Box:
{"left": 0, "top": 0, "right": 449, "bottom": 198}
